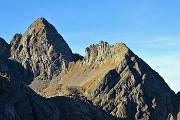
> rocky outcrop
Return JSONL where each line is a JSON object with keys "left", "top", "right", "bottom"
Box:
{"left": 84, "top": 41, "right": 111, "bottom": 63}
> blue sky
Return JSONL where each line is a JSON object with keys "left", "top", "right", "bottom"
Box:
{"left": 0, "top": 0, "right": 179, "bottom": 93}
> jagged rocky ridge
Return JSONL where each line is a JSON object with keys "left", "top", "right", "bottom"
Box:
{"left": 0, "top": 17, "right": 179, "bottom": 120}
{"left": 43, "top": 41, "right": 178, "bottom": 120}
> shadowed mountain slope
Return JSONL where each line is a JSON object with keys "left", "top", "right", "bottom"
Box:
{"left": 48, "top": 96, "right": 117, "bottom": 120}
{"left": 0, "top": 55, "right": 61, "bottom": 120}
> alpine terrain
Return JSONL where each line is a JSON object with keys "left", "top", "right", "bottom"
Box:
{"left": 0, "top": 18, "right": 179, "bottom": 120}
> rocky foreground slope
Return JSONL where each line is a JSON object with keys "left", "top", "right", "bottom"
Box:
{"left": 0, "top": 18, "right": 179, "bottom": 120}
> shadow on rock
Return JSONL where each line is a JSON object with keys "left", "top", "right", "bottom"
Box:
{"left": 48, "top": 96, "right": 122, "bottom": 120}
{"left": 0, "top": 58, "right": 34, "bottom": 85}
{"left": 0, "top": 76, "right": 60, "bottom": 120}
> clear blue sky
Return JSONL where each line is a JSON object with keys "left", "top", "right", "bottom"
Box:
{"left": 0, "top": 0, "right": 179, "bottom": 93}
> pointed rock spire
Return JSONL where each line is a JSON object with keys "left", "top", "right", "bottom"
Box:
{"left": 27, "top": 17, "right": 58, "bottom": 36}
{"left": 10, "top": 18, "right": 75, "bottom": 89}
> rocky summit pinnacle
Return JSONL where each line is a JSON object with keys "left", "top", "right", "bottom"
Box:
{"left": 26, "top": 17, "right": 59, "bottom": 38}
{"left": 0, "top": 18, "right": 179, "bottom": 120}
{"left": 10, "top": 18, "right": 77, "bottom": 90}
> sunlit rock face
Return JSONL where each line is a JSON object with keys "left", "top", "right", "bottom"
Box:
{"left": 10, "top": 18, "right": 79, "bottom": 90}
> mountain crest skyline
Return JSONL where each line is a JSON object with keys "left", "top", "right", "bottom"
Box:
{"left": 0, "top": 17, "right": 179, "bottom": 120}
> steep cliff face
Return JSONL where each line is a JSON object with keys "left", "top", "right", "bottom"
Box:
{"left": 10, "top": 18, "right": 78, "bottom": 90}
{"left": 43, "top": 41, "right": 177, "bottom": 120}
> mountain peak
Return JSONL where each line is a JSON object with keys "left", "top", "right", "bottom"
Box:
{"left": 10, "top": 18, "right": 76, "bottom": 87}
{"left": 36, "top": 17, "right": 47, "bottom": 21}
{"left": 26, "top": 17, "right": 57, "bottom": 36}
{"left": 31, "top": 17, "right": 50, "bottom": 27}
